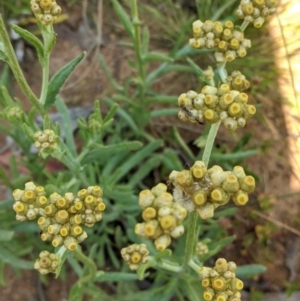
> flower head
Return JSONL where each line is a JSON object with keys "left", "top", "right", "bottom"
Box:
{"left": 169, "top": 162, "right": 255, "bottom": 219}
{"left": 200, "top": 258, "right": 243, "bottom": 301}
{"left": 135, "top": 183, "right": 187, "bottom": 250}
{"left": 121, "top": 244, "right": 149, "bottom": 270}
{"left": 177, "top": 84, "right": 256, "bottom": 130}
{"left": 34, "top": 250, "right": 59, "bottom": 275}
{"left": 12, "top": 183, "right": 106, "bottom": 251}
{"left": 236, "top": 0, "right": 278, "bottom": 28}
{"left": 30, "top": 0, "right": 62, "bottom": 25}
{"left": 189, "top": 20, "right": 251, "bottom": 62}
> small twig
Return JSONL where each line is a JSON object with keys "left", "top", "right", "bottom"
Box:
{"left": 253, "top": 210, "right": 300, "bottom": 237}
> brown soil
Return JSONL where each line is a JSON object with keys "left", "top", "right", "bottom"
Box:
{"left": 0, "top": 0, "right": 300, "bottom": 300}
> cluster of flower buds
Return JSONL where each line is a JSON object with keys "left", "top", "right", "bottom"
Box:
{"left": 12, "top": 182, "right": 48, "bottom": 221}
{"left": 34, "top": 250, "right": 59, "bottom": 275}
{"left": 226, "top": 71, "right": 250, "bottom": 92}
{"left": 169, "top": 161, "right": 255, "bottom": 219}
{"left": 73, "top": 186, "right": 106, "bottom": 227}
{"left": 34, "top": 130, "right": 58, "bottom": 153}
{"left": 236, "top": 0, "right": 277, "bottom": 28}
{"left": 30, "top": 0, "right": 62, "bottom": 25}
{"left": 121, "top": 244, "right": 149, "bottom": 271}
{"left": 189, "top": 20, "right": 251, "bottom": 62}
{"left": 196, "top": 241, "right": 209, "bottom": 257}
{"left": 200, "top": 258, "right": 244, "bottom": 301}
{"left": 135, "top": 183, "right": 187, "bottom": 251}
{"left": 12, "top": 182, "right": 105, "bottom": 250}
{"left": 178, "top": 84, "right": 256, "bottom": 131}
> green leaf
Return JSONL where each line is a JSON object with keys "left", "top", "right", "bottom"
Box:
{"left": 108, "top": 140, "right": 163, "bottom": 185}
{"left": 154, "top": 249, "right": 172, "bottom": 261}
{"left": 111, "top": 0, "right": 133, "bottom": 38}
{"left": 95, "top": 271, "right": 139, "bottom": 282}
{"left": 143, "top": 53, "right": 174, "bottom": 63}
{"left": 146, "top": 95, "right": 177, "bottom": 104}
{"left": 128, "top": 155, "right": 162, "bottom": 186}
{"left": 103, "top": 103, "right": 119, "bottom": 123}
{"left": 137, "top": 260, "right": 156, "bottom": 280}
{"left": 0, "top": 246, "right": 33, "bottom": 269}
{"left": 141, "top": 27, "right": 150, "bottom": 55}
{"left": 11, "top": 24, "right": 44, "bottom": 65}
{"left": 80, "top": 141, "right": 143, "bottom": 165}
{"left": 186, "top": 57, "right": 204, "bottom": 78}
{"left": 150, "top": 108, "right": 178, "bottom": 118}
{"left": 236, "top": 264, "right": 267, "bottom": 278}
{"left": 211, "top": 149, "right": 258, "bottom": 161}
{"left": 68, "top": 283, "right": 83, "bottom": 301}
{"left": 55, "top": 96, "right": 77, "bottom": 157}
{"left": 98, "top": 54, "right": 123, "bottom": 91}
{"left": 0, "top": 50, "right": 6, "bottom": 62}
{"left": 0, "top": 229, "right": 14, "bottom": 241}
{"left": 45, "top": 52, "right": 85, "bottom": 109}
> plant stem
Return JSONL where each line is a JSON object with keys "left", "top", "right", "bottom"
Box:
{"left": 240, "top": 21, "right": 249, "bottom": 31}
{"left": 73, "top": 247, "right": 97, "bottom": 285}
{"left": 160, "top": 259, "right": 183, "bottom": 273}
{"left": 183, "top": 210, "right": 198, "bottom": 267}
{"left": 40, "top": 53, "right": 50, "bottom": 105}
{"left": 202, "top": 121, "right": 221, "bottom": 167}
{"left": 131, "top": 0, "right": 145, "bottom": 84}
{"left": 0, "top": 15, "right": 43, "bottom": 113}
{"left": 183, "top": 120, "right": 221, "bottom": 268}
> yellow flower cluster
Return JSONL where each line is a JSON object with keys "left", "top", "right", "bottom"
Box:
{"left": 34, "top": 250, "right": 59, "bottom": 275}
{"left": 226, "top": 71, "right": 250, "bottom": 92}
{"left": 169, "top": 161, "right": 255, "bottom": 219}
{"left": 30, "top": 0, "right": 62, "bottom": 25}
{"left": 12, "top": 182, "right": 105, "bottom": 250}
{"left": 34, "top": 130, "right": 58, "bottom": 153}
{"left": 196, "top": 241, "right": 209, "bottom": 257}
{"left": 135, "top": 183, "right": 187, "bottom": 251}
{"left": 200, "top": 258, "right": 244, "bottom": 301}
{"left": 236, "top": 0, "right": 278, "bottom": 28}
{"left": 13, "top": 182, "right": 48, "bottom": 221}
{"left": 120, "top": 244, "right": 149, "bottom": 271}
{"left": 177, "top": 84, "right": 256, "bottom": 131}
{"left": 189, "top": 20, "right": 251, "bottom": 62}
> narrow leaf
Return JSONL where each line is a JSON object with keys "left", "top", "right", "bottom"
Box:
{"left": 150, "top": 108, "right": 178, "bottom": 118}
{"left": 95, "top": 271, "right": 139, "bottom": 282}
{"left": 143, "top": 53, "right": 173, "bottom": 63}
{"left": 55, "top": 96, "right": 77, "bottom": 157}
{"left": 108, "top": 140, "right": 163, "bottom": 184}
{"left": 141, "top": 27, "right": 150, "bottom": 55}
{"left": 128, "top": 155, "right": 162, "bottom": 186}
{"left": 0, "top": 247, "right": 33, "bottom": 269}
{"left": 11, "top": 24, "right": 44, "bottom": 64}
{"left": 186, "top": 57, "right": 204, "bottom": 77}
{"left": 81, "top": 141, "right": 143, "bottom": 165}
{"left": 45, "top": 52, "right": 85, "bottom": 109}
{"left": 236, "top": 264, "right": 267, "bottom": 278}
{"left": 111, "top": 0, "right": 133, "bottom": 38}
{"left": 0, "top": 230, "right": 14, "bottom": 241}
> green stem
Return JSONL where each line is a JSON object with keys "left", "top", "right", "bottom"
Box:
{"left": 202, "top": 122, "right": 221, "bottom": 167}
{"left": 160, "top": 259, "right": 183, "bottom": 273}
{"left": 131, "top": 0, "right": 145, "bottom": 84}
{"left": 183, "top": 210, "right": 198, "bottom": 267}
{"left": 188, "top": 259, "right": 202, "bottom": 274}
{"left": 0, "top": 15, "right": 43, "bottom": 113}
{"left": 73, "top": 247, "right": 97, "bottom": 285}
{"left": 40, "top": 53, "right": 50, "bottom": 105}
{"left": 240, "top": 21, "right": 249, "bottom": 32}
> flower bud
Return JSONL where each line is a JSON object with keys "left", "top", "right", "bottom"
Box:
{"left": 154, "top": 234, "right": 171, "bottom": 251}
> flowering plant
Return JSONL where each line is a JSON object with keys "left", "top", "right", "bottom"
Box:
{"left": 0, "top": 0, "right": 277, "bottom": 300}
